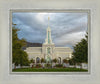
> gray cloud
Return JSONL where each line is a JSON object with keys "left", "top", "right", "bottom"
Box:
{"left": 13, "top": 12, "right": 88, "bottom": 48}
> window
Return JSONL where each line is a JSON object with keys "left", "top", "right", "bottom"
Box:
{"left": 58, "top": 57, "right": 61, "bottom": 64}
{"left": 36, "top": 57, "right": 40, "bottom": 63}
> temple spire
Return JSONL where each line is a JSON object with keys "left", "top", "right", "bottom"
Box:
{"left": 48, "top": 16, "right": 50, "bottom": 27}
{"left": 44, "top": 16, "right": 54, "bottom": 44}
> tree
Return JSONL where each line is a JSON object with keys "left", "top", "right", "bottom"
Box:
{"left": 41, "top": 58, "right": 45, "bottom": 63}
{"left": 30, "top": 58, "right": 35, "bottom": 63}
{"left": 63, "top": 59, "right": 68, "bottom": 64}
{"left": 12, "top": 24, "right": 29, "bottom": 68}
{"left": 19, "top": 50, "right": 29, "bottom": 67}
{"left": 72, "top": 33, "right": 88, "bottom": 65}
{"left": 68, "top": 58, "right": 76, "bottom": 65}
{"left": 52, "top": 58, "right": 58, "bottom": 63}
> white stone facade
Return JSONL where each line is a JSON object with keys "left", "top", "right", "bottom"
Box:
{"left": 24, "top": 46, "right": 73, "bottom": 64}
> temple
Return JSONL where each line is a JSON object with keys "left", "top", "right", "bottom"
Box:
{"left": 24, "top": 17, "right": 73, "bottom": 64}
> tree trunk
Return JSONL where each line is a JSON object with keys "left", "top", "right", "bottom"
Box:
{"left": 74, "top": 64, "right": 76, "bottom": 68}
{"left": 21, "top": 66, "right": 22, "bottom": 68}
{"left": 14, "top": 65, "right": 16, "bottom": 69}
{"left": 80, "top": 63, "right": 82, "bottom": 69}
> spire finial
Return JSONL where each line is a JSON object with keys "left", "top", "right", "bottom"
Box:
{"left": 48, "top": 16, "right": 50, "bottom": 27}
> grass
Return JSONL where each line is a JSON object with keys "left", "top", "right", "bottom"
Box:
{"left": 12, "top": 68, "right": 88, "bottom": 72}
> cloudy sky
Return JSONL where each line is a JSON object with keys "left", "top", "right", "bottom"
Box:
{"left": 12, "top": 12, "right": 88, "bottom": 49}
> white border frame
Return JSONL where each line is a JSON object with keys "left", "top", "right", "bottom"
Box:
{"left": 0, "top": 0, "right": 100, "bottom": 84}
{"left": 9, "top": 9, "right": 91, "bottom": 75}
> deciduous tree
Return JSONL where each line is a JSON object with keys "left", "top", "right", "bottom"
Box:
{"left": 12, "top": 24, "right": 29, "bottom": 68}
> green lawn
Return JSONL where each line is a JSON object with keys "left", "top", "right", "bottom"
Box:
{"left": 12, "top": 68, "right": 88, "bottom": 72}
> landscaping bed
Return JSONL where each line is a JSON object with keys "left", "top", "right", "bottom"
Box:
{"left": 12, "top": 68, "right": 88, "bottom": 72}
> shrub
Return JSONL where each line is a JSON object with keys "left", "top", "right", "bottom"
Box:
{"left": 63, "top": 59, "right": 68, "bottom": 63}
{"left": 12, "top": 68, "right": 88, "bottom": 72}
{"left": 45, "top": 63, "right": 51, "bottom": 68}
{"left": 41, "top": 58, "right": 46, "bottom": 63}
{"left": 35, "top": 64, "right": 42, "bottom": 68}
{"left": 52, "top": 58, "right": 58, "bottom": 63}
{"left": 55, "top": 64, "right": 63, "bottom": 67}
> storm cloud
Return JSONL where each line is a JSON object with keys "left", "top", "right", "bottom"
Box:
{"left": 12, "top": 12, "right": 88, "bottom": 48}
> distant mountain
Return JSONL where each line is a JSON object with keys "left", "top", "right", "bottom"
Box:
{"left": 26, "top": 42, "right": 42, "bottom": 47}
{"left": 22, "top": 42, "right": 42, "bottom": 50}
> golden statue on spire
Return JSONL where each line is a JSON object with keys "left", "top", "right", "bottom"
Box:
{"left": 48, "top": 16, "right": 50, "bottom": 20}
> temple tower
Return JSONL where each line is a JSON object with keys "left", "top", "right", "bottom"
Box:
{"left": 42, "top": 17, "right": 55, "bottom": 63}
{"left": 44, "top": 17, "right": 53, "bottom": 44}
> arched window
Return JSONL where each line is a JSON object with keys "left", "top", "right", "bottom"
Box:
{"left": 36, "top": 57, "right": 40, "bottom": 63}
{"left": 58, "top": 57, "right": 61, "bottom": 64}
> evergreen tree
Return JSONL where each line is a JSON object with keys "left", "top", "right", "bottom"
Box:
{"left": 72, "top": 33, "right": 88, "bottom": 65}
{"left": 52, "top": 58, "right": 58, "bottom": 63}
{"left": 41, "top": 58, "right": 45, "bottom": 63}
{"left": 30, "top": 58, "right": 35, "bottom": 63}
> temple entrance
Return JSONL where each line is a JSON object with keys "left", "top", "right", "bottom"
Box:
{"left": 46, "top": 55, "right": 51, "bottom": 63}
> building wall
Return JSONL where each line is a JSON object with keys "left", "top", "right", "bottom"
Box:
{"left": 24, "top": 46, "right": 73, "bottom": 63}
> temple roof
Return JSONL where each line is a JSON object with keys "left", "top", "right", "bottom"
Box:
{"left": 54, "top": 47, "right": 73, "bottom": 53}
{"left": 25, "top": 47, "right": 42, "bottom": 53}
